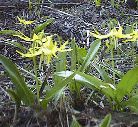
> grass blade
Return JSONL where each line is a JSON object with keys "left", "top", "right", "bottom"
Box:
{"left": 100, "top": 114, "right": 111, "bottom": 127}
{"left": 70, "top": 116, "right": 82, "bottom": 127}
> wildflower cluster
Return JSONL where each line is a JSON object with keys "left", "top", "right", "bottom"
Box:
{"left": 15, "top": 31, "right": 71, "bottom": 64}
{"left": 14, "top": 17, "right": 71, "bottom": 64}
{"left": 91, "top": 26, "right": 138, "bottom": 42}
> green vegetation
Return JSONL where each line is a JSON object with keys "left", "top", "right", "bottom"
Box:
{"left": 0, "top": 0, "right": 138, "bottom": 126}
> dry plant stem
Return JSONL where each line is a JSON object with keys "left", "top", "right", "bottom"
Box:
{"left": 12, "top": 105, "right": 18, "bottom": 127}
{"left": 28, "top": 0, "right": 32, "bottom": 10}
{"left": 66, "top": 104, "right": 70, "bottom": 127}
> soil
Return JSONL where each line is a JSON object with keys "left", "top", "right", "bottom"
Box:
{"left": 0, "top": 0, "right": 138, "bottom": 127}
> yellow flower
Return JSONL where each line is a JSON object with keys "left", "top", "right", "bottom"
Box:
{"left": 90, "top": 26, "right": 132, "bottom": 39}
{"left": 13, "top": 30, "right": 46, "bottom": 44}
{"left": 13, "top": 31, "right": 33, "bottom": 41}
{"left": 112, "top": 27, "right": 131, "bottom": 39}
{"left": 16, "top": 34, "right": 72, "bottom": 64}
{"left": 17, "top": 16, "right": 34, "bottom": 25}
{"left": 90, "top": 30, "right": 112, "bottom": 39}
{"left": 125, "top": 30, "right": 138, "bottom": 42}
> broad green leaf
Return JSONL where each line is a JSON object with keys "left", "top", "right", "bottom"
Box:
{"left": 41, "top": 72, "right": 76, "bottom": 108}
{"left": 0, "top": 55, "right": 35, "bottom": 105}
{"left": 70, "top": 116, "right": 82, "bottom": 127}
{"left": 124, "top": 95, "right": 138, "bottom": 113}
{"left": 56, "top": 52, "right": 67, "bottom": 72}
{"left": 7, "top": 89, "right": 21, "bottom": 107}
{"left": 100, "top": 114, "right": 111, "bottom": 127}
{"left": 0, "top": 30, "right": 21, "bottom": 36}
{"left": 54, "top": 51, "right": 67, "bottom": 84}
{"left": 115, "top": 67, "right": 138, "bottom": 102}
{"left": 79, "top": 39, "right": 101, "bottom": 72}
{"left": 55, "top": 71, "right": 115, "bottom": 99}
{"left": 76, "top": 45, "right": 87, "bottom": 63}
{"left": 33, "top": 18, "right": 54, "bottom": 34}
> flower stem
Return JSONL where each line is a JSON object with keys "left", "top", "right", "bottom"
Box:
{"left": 111, "top": 45, "right": 115, "bottom": 85}
{"left": 33, "top": 56, "right": 40, "bottom": 105}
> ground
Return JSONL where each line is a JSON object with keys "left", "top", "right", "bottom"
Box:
{"left": 0, "top": 0, "right": 138, "bottom": 127}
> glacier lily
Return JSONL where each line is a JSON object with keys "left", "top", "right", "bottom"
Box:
{"left": 15, "top": 31, "right": 72, "bottom": 64}
{"left": 124, "top": 30, "right": 138, "bottom": 42}
{"left": 90, "top": 26, "right": 132, "bottom": 39}
{"left": 17, "top": 16, "right": 34, "bottom": 25}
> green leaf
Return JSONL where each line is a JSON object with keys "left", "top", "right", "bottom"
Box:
{"left": 70, "top": 116, "right": 82, "bottom": 127}
{"left": 7, "top": 89, "right": 21, "bottom": 107}
{"left": 55, "top": 71, "right": 115, "bottom": 99}
{"left": 0, "top": 30, "right": 21, "bottom": 36}
{"left": 92, "top": 64, "right": 113, "bottom": 83}
{"left": 33, "top": 18, "right": 54, "bottom": 34}
{"left": 53, "top": 87, "right": 65, "bottom": 105}
{"left": 70, "top": 38, "right": 77, "bottom": 71}
{"left": 95, "top": 0, "right": 101, "bottom": 7}
{"left": 100, "top": 114, "right": 111, "bottom": 127}
{"left": 99, "top": 62, "right": 123, "bottom": 78}
{"left": 76, "top": 45, "right": 87, "bottom": 63}
{"left": 79, "top": 39, "right": 101, "bottom": 72}
{"left": 41, "top": 72, "right": 76, "bottom": 108}
{"left": 4, "top": 40, "right": 26, "bottom": 51}
{"left": 39, "top": 78, "right": 48, "bottom": 97}
{"left": 0, "top": 55, "right": 35, "bottom": 106}
{"left": 56, "top": 52, "right": 67, "bottom": 72}
{"left": 115, "top": 67, "right": 138, "bottom": 102}
{"left": 125, "top": 95, "right": 138, "bottom": 113}
{"left": 54, "top": 51, "right": 67, "bottom": 84}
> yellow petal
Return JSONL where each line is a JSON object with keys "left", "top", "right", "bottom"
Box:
{"left": 17, "top": 16, "right": 34, "bottom": 25}
{"left": 90, "top": 32, "right": 112, "bottom": 39}
{"left": 16, "top": 48, "right": 42, "bottom": 58}
{"left": 13, "top": 34, "right": 32, "bottom": 41}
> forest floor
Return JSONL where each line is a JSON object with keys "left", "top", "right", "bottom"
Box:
{"left": 0, "top": 0, "right": 138, "bottom": 127}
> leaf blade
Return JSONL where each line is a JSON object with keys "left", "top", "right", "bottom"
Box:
{"left": 33, "top": 18, "right": 54, "bottom": 34}
{"left": 0, "top": 55, "right": 35, "bottom": 105}
{"left": 100, "top": 114, "right": 111, "bottom": 127}
{"left": 115, "top": 67, "right": 138, "bottom": 102}
{"left": 79, "top": 39, "right": 101, "bottom": 72}
{"left": 41, "top": 72, "right": 76, "bottom": 108}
